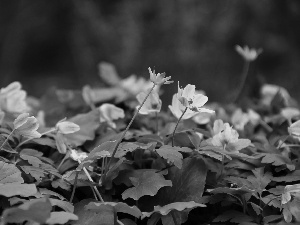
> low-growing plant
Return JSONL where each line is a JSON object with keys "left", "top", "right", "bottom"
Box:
{"left": 0, "top": 46, "right": 299, "bottom": 225}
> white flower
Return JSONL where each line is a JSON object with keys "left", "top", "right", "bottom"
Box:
{"left": 281, "top": 184, "right": 300, "bottom": 204}
{"left": 120, "top": 75, "right": 154, "bottom": 96}
{"left": 56, "top": 121, "right": 80, "bottom": 134}
{"left": 14, "top": 114, "right": 41, "bottom": 139}
{"left": 211, "top": 119, "right": 251, "bottom": 152}
{"left": 177, "top": 82, "right": 214, "bottom": 113}
{"left": 0, "top": 82, "right": 29, "bottom": 114}
{"left": 261, "top": 84, "right": 290, "bottom": 106}
{"left": 136, "top": 90, "right": 162, "bottom": 115}
{"left": 70, "top": 149, "right": 88, "bottom": 163}
{"left": 168, "top": 94, "right": 198, "bottom": 120}
{"left": 288, "top": 120, "right": 300, "bottom": 137}
{"left": 148, "top": 67, "right": 173, "bottom": 85}
{"left": 235, "top": 45, "right": 262, "bottom": 61}
{"left": 231, "top": 108, "right": 260, "bottom": 130}
{"left": 0, "top": 110, "right": 4, "bottom": 125}
{"left": 192, "top": 112, "right": 212, "bottom": 125}
{"left": 281, "top": 108, "right": 300, "bottom": 121}
{"left": 99, "top": 103, "right": 125, "bottom": 128}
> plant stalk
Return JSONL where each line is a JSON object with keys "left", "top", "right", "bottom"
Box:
{"left": 172, "top": 107, "right": 188, "bottom": 147}
{"left": 233, "top": 60, "right": 250, "bottom": 103}
{"left": 101, "top": 83, "right": 156, "bottom": 183}
{"left": 78, "top": 159, "right": 104, "bottom": 202}
{"left": 0, "top": 129, "right": 15, "bottom": 151}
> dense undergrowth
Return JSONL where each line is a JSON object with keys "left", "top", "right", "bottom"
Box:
{"left": 0, "top": 46, "right": 300, "bottom": 225}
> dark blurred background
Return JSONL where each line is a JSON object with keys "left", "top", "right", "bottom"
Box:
{"left": 1, "top": 0, "right": 300, "bottom": 103}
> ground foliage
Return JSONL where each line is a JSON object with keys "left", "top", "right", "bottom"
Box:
{"left": 0, "top": 50, "right": 300, "bottom": 225}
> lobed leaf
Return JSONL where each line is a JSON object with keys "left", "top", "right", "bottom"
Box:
{"left": 122, "top": 171, "right": 172, "bottom": 200}
{"left": 155, "top": 145, "right": 184, "bottom": 169}
{"left": 2, "top": 197, "right": 52, "bottom": 224}
{"left": 46, "top": 212, "right": 78, "bottom": 225}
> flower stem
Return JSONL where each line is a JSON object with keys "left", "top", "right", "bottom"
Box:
{"left": 16, "top": 127, "right": 57, "bottom": 149}
{"left": 70, "top": 171, "right": 79, "bottom": 203}
{"left": 0, "top": 129, "right": 15, "bottom": 151}
{"left": 172, "top": 107, "right": 188, "bottom": 147}
{"left": 233, "top": 60, "right": 250, "bottom": 103}
{"left": 155, "top": 112, "right": 159, "bottom": 134}
{"left": 78, "top": 159, "right": 104, "bottom": 202}
{"left": 219, "top": 144, "right": 226, "bottom": 181}
{"left": 57, "top": 152, "right": 69, "bottom": 171}
{"left": 101, "top": 83, "right": 156, "bottom": 183}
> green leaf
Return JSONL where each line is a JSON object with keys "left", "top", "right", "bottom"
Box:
{"left": 259, "top": 153, "right": 295, "bottom": 171}
{"left": 139, "top": 158, "right": 208, "bottom": 225}
{"left": 263, "top": 215, "right": 282, "bottom": 224}
{"left": 46, "top": 212, "right": 78, "bottom": 224}
{"left": 227, "top": 139, "right": 251, "bottom": 152}
{"left": 114, "top": 169, "right": 160, "bottom": 187}
{"left": 249, "top": 202, "right": 261, "bottom": 215}
{"left": 2, "top": 197, "right": 52, "bottom": 224}
{"left": 51, "top": 178, "right": 71, "bottom": 191}
{"left": 0, "top": 183, "right": 37, "bottom": 197}
{"left": 71, "top": 199, "right": 114, "bottom": 225}
{"left": 83, "top": 141, "right": 117, "bottom": 163}
{"left": 271, "top": 170, "right": 300, "bottom": 182}
{"left": 155, "top": 157, "right": 208, "bottom": 204}
{"left": 64, "top": 109, "right": 101, "bottom": 146}
{"left": 213, "top": 210, "right": 253, "bottom": 223}
{"left": 168, "top": 131, "right": 200, "bottom": 148}
{"left": 0, "top": 161, "right": 24, "bottom": 183}
{"left": 38, "top": 188, "right": 66, "bottom": 200}
{"left": 0, "top": 135, "right": 16, "bottom": 153}
{"left": 85, "top": 201, "right": 142, "bottom": 218}
{"left": 155, "top": 145, "right": 184, "bottom": 169}
{"left": 49, "top": 198, "right": 74, "bottom": 212}
{"left": 122, "top": 171, "right": 172, "bottom": 200}
{"left": 142, "top": 201, "right": 205, "bottom": 219}
{"left": 116, "top": 142, "right": 156, "bottom": 158}
{"left": 0, "top": 161, "right": 37, "bottom": 197}
{"left": 20, "top": 165, "right": 47, "bottom": 181}
{"left": 247, "top": 167, "right": 272, "bottom": 194}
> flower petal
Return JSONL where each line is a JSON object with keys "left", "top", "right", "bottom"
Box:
{"left": 193, "top": 94, "right": 208, "bottom": 108}
{"left": 182, "top": 84, "right": 195, "bottom": 99}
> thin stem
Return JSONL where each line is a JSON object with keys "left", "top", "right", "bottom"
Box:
{"left": 233, "top": 60, "right": 250, "bottom": 103}
{"left": 57, "top": 152, "right": 69, "bottom": 171}
{"left": 172, "top": 107, "right": 188, "bottom": 147}
{"left": 80, "top": 161, "right": 104, "bottom": 202}
{"left": 0, "top": 129, "right": 15, "bottom": 151}
{"left": 219, "top": 144, "right": 226, "bottom": 181}
{"left": 100, "top": 157, "right": 105, "bottom": 179}
{"left": 101, "top": 83, "right": 156, "bottom": 183}
{"left": 155, "top": 112, "right": 159, "bottom": 135}
{"left": 16, "top": 127, "right": 57, "bottom": 148}
{"left": 259, "top": 119, "right": 273, "bottom": 133}
{"left": 70, "top": 171, "right": 79, "bottom": 203}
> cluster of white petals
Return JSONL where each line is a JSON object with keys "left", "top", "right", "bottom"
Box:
{"left": 235, "top": 45, "right": 262, "bottom": 62}
{"left": 99, "top": 103, "right": 125, "bottom": 128}
{"left": 0, "top": 82, "right": 29, "bottom": 114}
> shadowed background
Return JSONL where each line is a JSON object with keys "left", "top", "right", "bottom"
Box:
{"left": 1, "top": 0, "right": 300, "bottom": 104}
